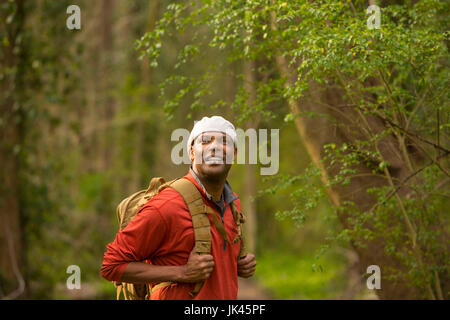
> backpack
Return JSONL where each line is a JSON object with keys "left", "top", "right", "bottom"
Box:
{"left": 113, "top": 177, "right": 247, "bottom": 300}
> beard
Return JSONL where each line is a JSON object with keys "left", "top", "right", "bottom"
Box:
{"left": 190, "top": 142, "right": 235, "bottom": 183}
{"left": 193, "top": 161, "right": 232, "bottom": 183}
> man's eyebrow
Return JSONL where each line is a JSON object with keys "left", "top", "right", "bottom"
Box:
{"left": 197, "top": 133, "right": 228, "bottom": 141}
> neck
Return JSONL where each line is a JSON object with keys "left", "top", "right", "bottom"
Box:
{"left": 192, "top": 168, "right": 226, "bottom": 201}
{"left": 203, "top": 180, "right": 225, "bottom": 202}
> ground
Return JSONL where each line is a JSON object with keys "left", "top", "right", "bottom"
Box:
{"left": 238, "top": 278, "right": 273, "bottom": 300}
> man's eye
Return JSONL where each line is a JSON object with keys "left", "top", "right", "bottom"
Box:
{"left": 201, "top": 136, "right": 212, "bottom": 143}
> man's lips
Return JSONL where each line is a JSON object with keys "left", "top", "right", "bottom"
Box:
{"left": 203, "top": 156, "right": 225, "bottom": 164}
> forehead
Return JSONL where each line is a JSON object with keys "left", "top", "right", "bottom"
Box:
{"left": 195, "top": 132, "right": 229, "bottom": 141}
{"left": 199, "top": 131, "right": 226, "bottom": 137}
{"left": 194, "top": 132, "right": 232, "bottom": 145}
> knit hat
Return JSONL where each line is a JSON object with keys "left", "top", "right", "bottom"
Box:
{"left": 187, "top": 116, "right": 237, "bottom": 151}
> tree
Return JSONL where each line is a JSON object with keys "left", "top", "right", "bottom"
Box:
{"left": 137, "top": 0, "right": 449, "bottom": 299}
{"left": 0, "top": 0, "right": 25, "bottom": 299}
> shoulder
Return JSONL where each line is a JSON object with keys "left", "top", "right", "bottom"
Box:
{"left": 233, "top": 197, "right": 241, "bottom": 212}
{"left": 133, "top": 187, "right": 188, "bottom": 231}
{"left": 151, "top": 187, "right": 182, "bottom": 204}
{"left": 142, "top": 186, "right": 189, "bottom": 216}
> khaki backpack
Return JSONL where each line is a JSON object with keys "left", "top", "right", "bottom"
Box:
{"left": 113, "top": 177, "right": 247, "bottom": 300}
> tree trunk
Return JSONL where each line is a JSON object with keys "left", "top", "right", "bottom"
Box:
{"left": 0, "top": 0, "right": 26, "bottom": 299}
{"left": 100, "top": 0, "right": 115, "bottom": 171}
{"left": 0, "top": 104, "right": 24, "bottom": 299}
{"left": 131, "top": 0, "right": 160, "bottom": 190}
{"left": 80, "top": 0, "right": 102, "bottom": 172}
{"left": 242, "top": 59, "right": 259, "bottom": 254}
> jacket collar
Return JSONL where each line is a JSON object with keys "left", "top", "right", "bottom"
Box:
{"left": 186, "top": 167, "right": 238, "bottom": 207}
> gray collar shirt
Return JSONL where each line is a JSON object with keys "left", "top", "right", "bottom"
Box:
{"left": 189, "top": 167, "right": 238, "bottom": 218}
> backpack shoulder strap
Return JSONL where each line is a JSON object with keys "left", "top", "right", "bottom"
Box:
{"left": 164, "top": 178, "right": 212, "bottom": 297}
{"left": 168, "top": 178, "right": 212, "bottom": 255}
{"left": 230, "top": 201, "right": 248, "bottom": 259}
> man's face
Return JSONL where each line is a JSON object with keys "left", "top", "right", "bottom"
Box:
{"left": 190, "top": 131, "right": 237, "bottom": 180}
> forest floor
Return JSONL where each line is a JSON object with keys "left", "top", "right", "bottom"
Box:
{"left": 56, "top": 278, "right": 274, "bottom": 300}
{"left": 238, "top": 278, "right": 273, "bottom": 300}
{"left": 57, "top": 277, "right": 377, "bottom": 300}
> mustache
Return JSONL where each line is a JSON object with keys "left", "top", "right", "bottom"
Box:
{"left": 193, "top": 152, "right": 234, "bottom": 164}
{"left": 203, "top": 155, "right": 225, "bottom": 164}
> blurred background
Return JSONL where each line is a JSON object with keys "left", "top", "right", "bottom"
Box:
{"left": 0, "top": 0, "right": 448, "bottom": 300}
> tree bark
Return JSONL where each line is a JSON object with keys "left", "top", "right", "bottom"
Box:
{"left": 0, "top": 0, "right": 26, "bottom": 299}
{"left": 242, "top": 58, "right": 259, "bottom": 254}
{"left": 131, "top": 0, "right": 160, "bottom": 190}
{"left": 100, "top": 0, "right": 115, "bottom": 171}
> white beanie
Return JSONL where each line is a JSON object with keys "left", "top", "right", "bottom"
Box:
{"left": 187, "top": 116, "right": 237, "bottom": 151}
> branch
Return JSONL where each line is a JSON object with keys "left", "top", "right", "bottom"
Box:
{"left": 368, "top": 152, "right": 449, "bottom": 214}
{"left": 376, "top": 112, "right": 450, "bottom": 155}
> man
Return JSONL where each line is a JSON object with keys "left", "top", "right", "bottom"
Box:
{"left": 101, "top": 116, "right": 256, "bottom": 299}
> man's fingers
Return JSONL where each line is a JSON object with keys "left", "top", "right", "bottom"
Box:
{"left": 237, "top": 255, "right": 249, "bottom": 265}
{"left": 199, "top": 254, "right": 214, "bottom": 262}
{"left": 245, "top": 262, "right": 257, "bottom": 270}
{"left": 199, "top": 255, "right": 215, "bottom": 269}
{"left": 182, "top": 251, "right": 216, "bottom": 283}
{"left": 238, "top": 254, "right": 256, "bottom": 266}
{"left": 238, "top": 269, "right": 255, "bottom": 278}
{"left": 201, "top": 260, "right": 215, "bottom": 269}
{"left": 191, "top": 251, "right": 214, "bottom": 261}
{"left": 239, "top": 263, "right": 256, "bottom": 274}
{"left": 237, "top": 253, "right": 256, "bottom": 278}
{"left": 238, "top": 258, "right": 254, "bottom": 267}
{"left": 239, "top": 263, "right": 256, "bottom": 273}
{"left": 196, "top": 254, "right": 214, "bottom": 272}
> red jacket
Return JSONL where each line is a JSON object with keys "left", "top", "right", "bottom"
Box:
{"left": 101, "top": 171, "right": 242, "bottom": 299}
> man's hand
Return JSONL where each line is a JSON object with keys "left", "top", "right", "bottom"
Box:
{"left": 178, "top": 250, "right": 215, "bottom": 283}
{"left": 237, "top": 253, "right": 256, "bottom": 278}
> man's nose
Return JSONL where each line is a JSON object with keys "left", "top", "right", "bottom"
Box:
{"left": 206, "top": 137, "right": 224, "bottom": 154}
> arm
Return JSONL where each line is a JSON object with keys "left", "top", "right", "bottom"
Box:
{"left": 101, "top": 204, "right": 215, "bottom": 283}
{"left": 120, "top": 262, "right": 183, "bottom": 284}
{"left": 121, "top": 250, "right": 215, "bottom": 284}
{"left": 101, "top": 204, "right": 169, "bottom": 282}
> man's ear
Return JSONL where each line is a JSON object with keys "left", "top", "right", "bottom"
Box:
{"left": 190, "top": 146, "right": 194, "bottom": 163}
